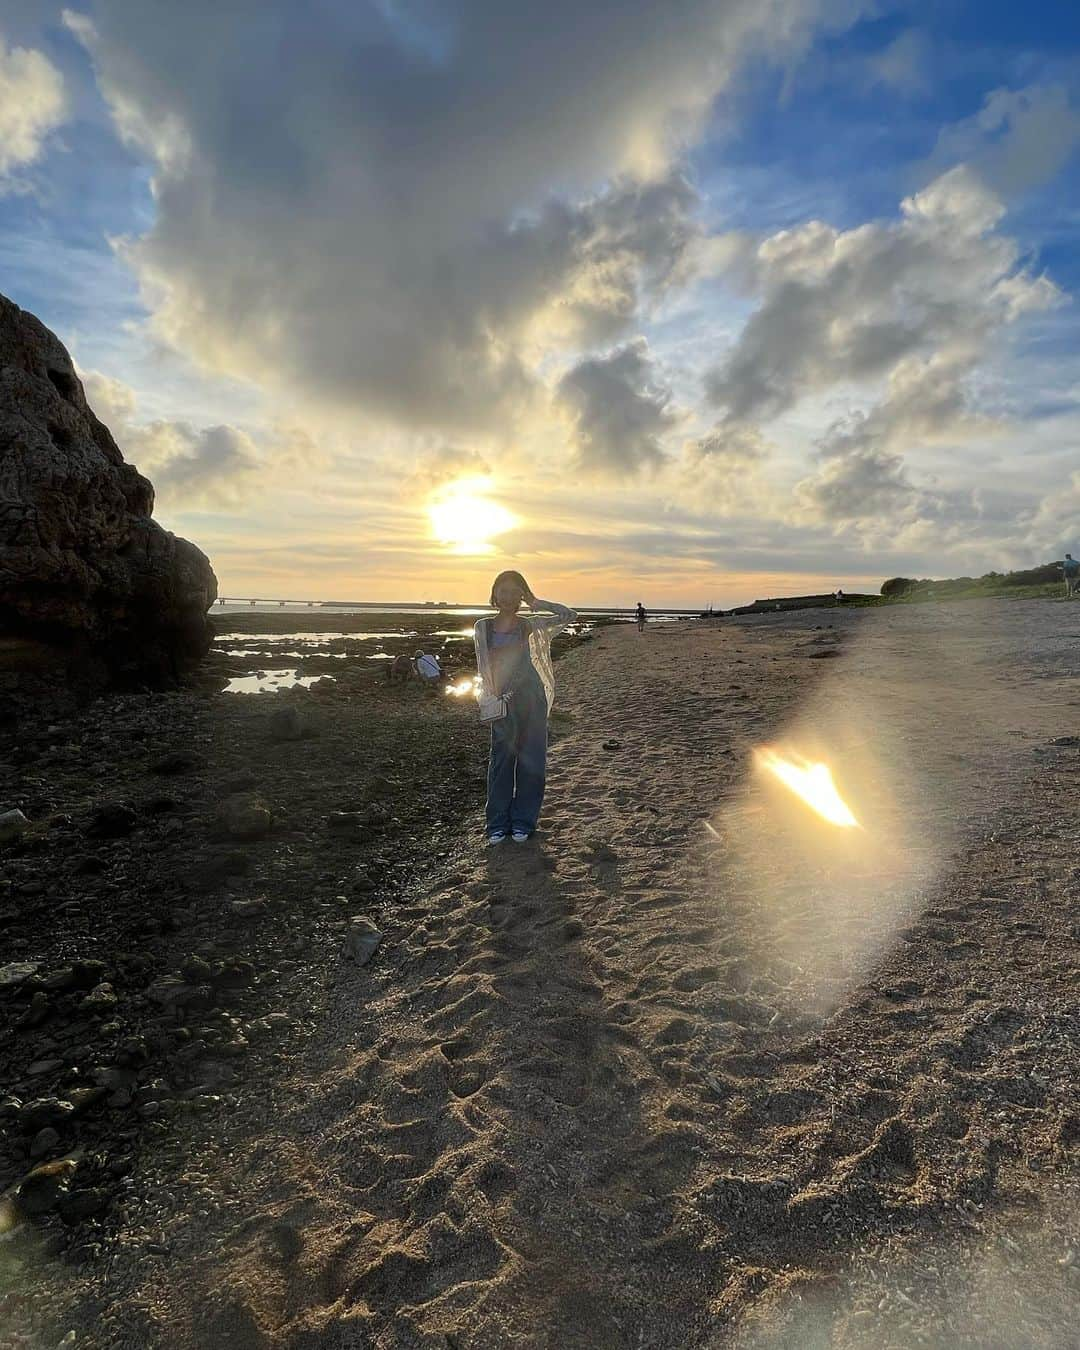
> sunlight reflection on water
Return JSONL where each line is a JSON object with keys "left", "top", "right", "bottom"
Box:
{"left": 224, "top": 671, "right": 335, "bottom": 694}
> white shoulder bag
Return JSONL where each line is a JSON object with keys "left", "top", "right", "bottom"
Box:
{"left": 479, "top": 691, "right": 510, "bottom": 722}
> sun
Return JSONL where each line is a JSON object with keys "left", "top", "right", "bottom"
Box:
{"left": 428, "top": 478, "right": 517, "bottom": 554}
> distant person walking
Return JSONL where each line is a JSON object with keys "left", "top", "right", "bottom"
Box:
{"left": 473, "top": 571, "right": 576, "bottom": 845}
{"left": 635, "top": 601, "right": 647, "bottom": 633}
{"left": 1063, "top": 554, "right": 1080, "bottom": 598}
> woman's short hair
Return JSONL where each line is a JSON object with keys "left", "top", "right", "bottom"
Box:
{"left": 490, "top": 570, "right": 528, "bottom": 607}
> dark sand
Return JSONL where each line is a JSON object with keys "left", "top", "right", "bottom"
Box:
{"left": 4, "top": 599, "right": 1079, "bottom": 1347}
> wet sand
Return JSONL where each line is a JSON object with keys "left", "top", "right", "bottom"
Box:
{"left": 12, "top": 599, "right": 1080, "bottom": 1347}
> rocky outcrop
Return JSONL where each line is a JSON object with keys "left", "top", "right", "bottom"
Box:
{"left": 0, "top": 293, "right": 217, "bottom": 691}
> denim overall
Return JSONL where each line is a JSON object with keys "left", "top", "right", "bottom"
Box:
{"left": 485, "top": 619, "right": 548, "bottom": 836}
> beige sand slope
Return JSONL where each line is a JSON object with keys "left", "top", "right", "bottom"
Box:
{"left": 70, "top": 602, "right": 1080, "bottom": 1347}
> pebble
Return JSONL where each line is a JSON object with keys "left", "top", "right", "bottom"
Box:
{"left": 85, "top": 802, "right": 137, "bottom": 839}
{"left": 15, "top": 1158, "right": 78, "bottom": 1217}
{"left": 219, "top": 794, "right": 272, "bottom": 840}
{"left": 230, "top": 897, "right": 268, "bottom": 918}
{"left": 57, "top": 1187, "right": 110, "bottom": 1223}
{"left": 30, "top": 1127, "right": 61, "bottom": 1159}
{"left": 27, "top": 1058, "right": 64, "bottom": 1076}
{"left": 0, "top": 808, "right": 29, "bottom": 842}
{"left": 327, "top": 811, "right": 365, "bottom": 836}
{"left": 343, "top": 917, "right": 382, "bottom": 965}
{"left": 80, "top": 982, "right": 118, "bottom": 1014}
{"left": 17, "top": 1097, "right": 75, "bottom": 1133}
{"left": 0, "top": 961, "right": 40, "bottom": 990}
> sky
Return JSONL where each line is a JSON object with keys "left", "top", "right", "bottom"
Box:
{"left": 2, "top": 0, "right": 1079, "bottom": 608}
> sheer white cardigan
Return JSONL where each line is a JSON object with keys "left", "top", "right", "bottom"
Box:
{"left": 472, "top": 598, "right": 577, "bottom": 716}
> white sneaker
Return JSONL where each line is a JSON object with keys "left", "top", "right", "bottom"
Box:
{"left": 487, "top": 830, "right": 508, "bottom": 846}
{"left": 511, "top": 829, "right": 530, "bottom": 844}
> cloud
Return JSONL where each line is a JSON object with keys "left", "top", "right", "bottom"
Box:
{"left": 408, "top": 445, "right": 492, "bottom": 491}
{"left": 558, "top": 338, "right": 678, "bottom": 475}
{"left": 794, "top": 347, "right": 996, "bottom": 522}
{"left": 865, "top": 29, "right": 927, "bottom": 95}
{"left": 925, "top": 85, "right": 1080, "bottom": 199}
{"left": 128, "top": 420, "right": 261, "bottom": 505}
{"left": 63, "top": 0, "right": 867, "bottom": 438}
{"left": 80, "top": 366, "right": 318, "bottom": 510}
{"left": 705, "top": 166, "right": 1059, "bottom": 428}
{"left": 0, "top": 34, "right": 67, "bottom": 184}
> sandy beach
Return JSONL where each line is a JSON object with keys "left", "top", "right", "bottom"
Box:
{"left": 5, "top": 599, "right": 1079, "bottom": 1348}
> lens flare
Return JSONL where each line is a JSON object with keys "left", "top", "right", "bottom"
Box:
{"left": 755, "top": 747, "right": 860, "bottom": 828}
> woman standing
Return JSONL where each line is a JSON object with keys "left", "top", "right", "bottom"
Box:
{"left": 473, "top": 571, "right": 576, "bottom": 845}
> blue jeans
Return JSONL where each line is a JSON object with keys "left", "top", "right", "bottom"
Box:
{"left": 486, "top": 673, "right": 547, "bottom": 835}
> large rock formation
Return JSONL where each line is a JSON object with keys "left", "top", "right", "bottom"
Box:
{"left": 0, "top": 292, "right": 217, "bottom": 691}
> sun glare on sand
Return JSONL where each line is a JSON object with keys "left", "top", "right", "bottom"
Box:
{"left": 755, "top": 747, "right": 860, "bottom": 828}
{"left": 428, "top": 479, "right": 517, "bottom": 554}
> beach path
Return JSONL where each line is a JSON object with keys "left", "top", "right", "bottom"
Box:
{"left": 80, "top": 603, "right": 1080, "bottom": 1348}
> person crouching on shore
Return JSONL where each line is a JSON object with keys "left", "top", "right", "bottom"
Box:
{"left": 473, "top": 571, "right": 576, "bottom": 845}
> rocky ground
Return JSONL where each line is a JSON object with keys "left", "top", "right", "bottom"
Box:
{"left": 0, "top": 663, "right": 492, "bottom": 1334}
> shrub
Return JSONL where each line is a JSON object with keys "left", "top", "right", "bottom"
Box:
{"left": 881, "top": 577, "right": 917, "bottom": 598}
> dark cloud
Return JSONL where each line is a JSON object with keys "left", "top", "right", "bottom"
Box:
{"left": 558, "top": 338, "right": 677, "bottom": 475}
{"left": 66, "top": 0, "right": 865, "bottom": 435}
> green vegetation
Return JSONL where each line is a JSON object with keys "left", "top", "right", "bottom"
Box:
{"left": 876, "top": 563, "right": 1067, "bottom": 605}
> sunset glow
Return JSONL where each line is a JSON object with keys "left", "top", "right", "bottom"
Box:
{"left": 428, "top": 481, "right": 517, "bottom": 555}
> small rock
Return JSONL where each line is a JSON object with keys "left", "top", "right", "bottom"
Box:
{"left": 27, "top": 1058, "right": 64, "bottom": 1076}
{"left": 0, "top": 960, "right": 40, "bottom": 990}
{"left": 18, "top": 1097, "right": 75, "bottom": 1134}
{"left": 601, "top": 740, "right": 621, "bottom": 751}
{"left": 42, "top": 967, "right": 78, "bottom": 992}
{"left": 327, "top": 811, "right": 364, "bottom": 835}
{"left": 219, "top": 794, "right": 272, "bottom": 840}
{"left": 195, "top": 848, "right": 252, "bottom": 885}
{"left": 0, "top": 808, "right": 30, "bottom": 843}
{"left": 91, "top": 1066, "right": 136, "bottom": 1091}
{"left": 85, "top": 802, "right": 137, "bottom": 839}
{"left": 268, "top": 706, "right": 304, "bottom": 741}
{"left": 67, "top": 1087, "right": 108, "bottom": 1115}
{"left": 343, "top": 917, "right": 382, "bottom": 965}
{"left": 57, "top": 1187, "right": 110, "bottom": 1224}
{"left": 0, "top": 1096, "right": 22, "bottom": 1121}
{"left": 214, "top": 959, "right": 255, "bottom": 989}
{"left": 15, "top": 1158, "right": 78, "bottom": 1218}
{"left": 230, "top": 897, "right": 268, "bottom": 918}
{"left": 80, "top": 982, "right": 118, "bottom": 1015}
{"left": 180, "top": 955, "right": 213, "bottom": 983}
{"left": 30, "top": 1127, "right": 61, "bottom": 1159}
{"left": 146, "top": 975, "right": 196, "bottom": 1007}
